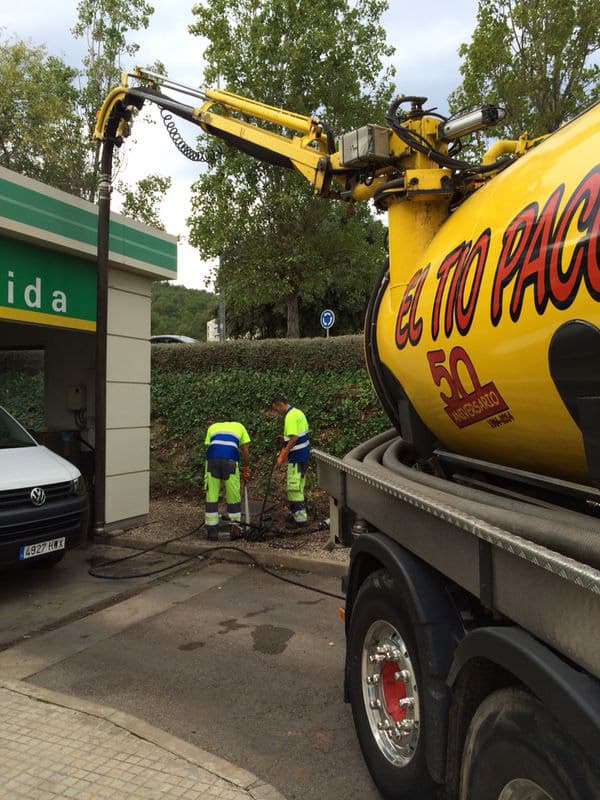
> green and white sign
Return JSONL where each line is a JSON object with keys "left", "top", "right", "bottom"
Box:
{"left": 0, "top": 165, "right": 178, "bottom": 332}
{"left": 0, "top": 172, "right": 177, "bottom": 275}
{"left": 1, "top": 238, "right": 96, "bottom": 332}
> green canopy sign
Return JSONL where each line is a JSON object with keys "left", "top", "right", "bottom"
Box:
{"left": 0, "top": 238, "right": 96, "bottom": 332}
{"left": 0, "top": 165, "right": 178, "bottom": 333}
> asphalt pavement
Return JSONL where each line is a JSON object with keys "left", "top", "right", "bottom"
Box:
{"left": 0, "top": 547, "right": 381, "bottom": 800}
{"left": 0, "top": 545, "right": 191, "bottom": 650}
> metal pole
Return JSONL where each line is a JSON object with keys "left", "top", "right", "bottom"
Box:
{"left": 326, "top": 327, "right": 329, "bottom": 339}
{"left": 94, "top": 134, "right": 116, "bottom": 536}
{"left": 219, "top": 258, "right": 226, "bottom": 342}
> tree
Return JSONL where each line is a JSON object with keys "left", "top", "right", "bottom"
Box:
{"left": 72, "top": 0, "right": 155, "bottom": 200}
{"left": 187, "top": 0, "right": 394, "bottom": 337}
{"left": 450, "top": 0, "right": 600, "bottom": 140}
{"left": 151, "top": 282, "right": 217, "bottom": 340}
{"left": 117, "top": 173, "right": 172, "bottom": 229}
{"left": 1, "top": 0, "right": 160, "bottom": 201}
{"left": 0, "top": 36, "right": 90, "bottom": 195}
{"left": 218, "top": 205, "right": 388, "bottom": 338}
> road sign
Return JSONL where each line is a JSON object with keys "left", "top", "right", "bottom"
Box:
{"left": 320, "top": 309, "right": 335, "bottom": 333}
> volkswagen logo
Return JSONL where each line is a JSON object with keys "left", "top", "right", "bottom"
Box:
{"left": 30, "top": 487, "right": 46, "bottom": 507}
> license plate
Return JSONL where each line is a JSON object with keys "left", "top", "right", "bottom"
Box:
{"left": 20, "top": 537, "right": 66, "bottom": 560}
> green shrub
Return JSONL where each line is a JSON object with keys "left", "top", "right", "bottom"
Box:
{"left": 151, "top": 346, "right": 388, "bottom": 493}
{"left": 0, "top": 370, "right": 44, "bottom": 427}
{"left": 1, "top": 338, "right": 391, "bottom": 498}
{"left": 151, "top": 334, "right": 366, "bottom": 372}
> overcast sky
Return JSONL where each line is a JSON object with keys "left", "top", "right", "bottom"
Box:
{"left": 2, "top": 0, "right": 478, "bottom": 289}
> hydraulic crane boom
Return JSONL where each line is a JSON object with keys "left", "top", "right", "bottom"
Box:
{"left": 95, "top": 68, "right": 338, "bottom": 196}
{"left": 94, "top": 67, "right": 516, "bottom": 207}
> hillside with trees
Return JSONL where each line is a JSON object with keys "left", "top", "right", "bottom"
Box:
{"left": 151, "top": 282, "right": 217, "bottom": 341}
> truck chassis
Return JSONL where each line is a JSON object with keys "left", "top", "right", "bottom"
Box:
{"left": 315, "top": 436, "right": 600, "bottom": 799}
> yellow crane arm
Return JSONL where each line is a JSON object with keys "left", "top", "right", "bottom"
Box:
{"left": 94, "top": 69, "right": 340, "bottom": 197}
{"left": 94, "top": 68, "right": 523, "bottom": 208}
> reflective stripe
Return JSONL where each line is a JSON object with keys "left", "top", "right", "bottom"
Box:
{"left": 212, "top": 431, "right": 240, "bottom": 442}
{"left": 288, "top": 432, "right": 310, "bottom": 462}
{"left": 290, "top": 440, "right": 309, "bottom": 452}
{"left": 284, "top": 430, "right": 309, "bottom": 442}
{"left": 286, "top": 431, "right": 309, "bottom": 448}
{"left": 207, "top": 431, "right": 241, "bottom": 461}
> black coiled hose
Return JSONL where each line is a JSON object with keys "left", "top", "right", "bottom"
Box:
{"left": 160, "top": 109, "right": 205, "bottom": 162}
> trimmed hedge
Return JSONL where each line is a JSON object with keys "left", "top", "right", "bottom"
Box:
{"left": 0, "top": 370, "right": 44, "bottom": 427}
{"left": 151, "top": 336, "right": 387, "bottom": 492}
{"left": 1, "top": 337, "right": 390, "bottom": 497}
{"left": 151, "top": 334, "right": 366, "bottom": 372}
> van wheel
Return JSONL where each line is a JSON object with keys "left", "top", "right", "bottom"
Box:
{"left": 29, "top": 551, "right": 65, "bottom": 568}
{"left": 460, "top": 687, "right": 600, "bottom": 800}
{"left": 347, "top": 569, "right": 438, "bottom": 799}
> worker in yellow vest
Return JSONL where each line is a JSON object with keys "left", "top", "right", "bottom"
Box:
{"left": 271, "top": 395, "right": 310, "bottom": 525}
{"left": 204, "top": 421, "right": 251, "bottom": 540}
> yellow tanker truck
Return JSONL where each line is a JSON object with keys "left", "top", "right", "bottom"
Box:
{"left": 95, "top": 72, "right": 600, "bottom": 800}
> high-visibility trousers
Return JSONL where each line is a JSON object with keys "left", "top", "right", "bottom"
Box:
{"left": 287, "top": 462, "right": 308, "bottom": 523}
{"left": 204, "top": 459, "right": 241, "bottom": 528}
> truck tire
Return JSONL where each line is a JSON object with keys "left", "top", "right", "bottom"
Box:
{"left": 460, "top": 687, "right": 600, "bottom": 800}
{"left": 347, "top": 569, "right": 438, "bottom": 799}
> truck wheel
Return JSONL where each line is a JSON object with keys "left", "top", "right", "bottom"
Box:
{"left": 460, "top": 687, "right": 600, "bottom": 800}
{"left": 29, "top": 551, "right": 65, "bottom": 569}
{"left": 347, "top": 569, "right": 438, "bottom": 799}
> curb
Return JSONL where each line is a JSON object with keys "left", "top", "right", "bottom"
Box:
{"left": 95, "top": 532, "right": 349, "bottom": 578}
{"left": 1, "top": 679, "right": 287, "bottom": 800}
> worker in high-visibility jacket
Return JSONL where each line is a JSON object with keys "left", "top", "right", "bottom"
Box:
{"left": 204, "top": 421, "right": 251, "bottom": 540}
{"left": 271, "top": 396, "right": 309, "bottom": 525}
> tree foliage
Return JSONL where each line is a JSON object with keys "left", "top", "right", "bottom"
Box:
{"left": 72, "top": 0, "right": 155, "bottom": 200}
{"left": 450, "top": 0, "right": 600, "bottom": 140}
{"left": 151, "top": 282, "right": 217, "bottom": 341}
{"left": 187, "top": 0, "right": 394, "bottom": 337}
{"left": 117, "top": 173, "right": 172, "bottom": 229}
{"left": 0, "top": 1, "right": 159, "bottom": 203}
{"left": 0, "top": 36, "right": 90, "bottom": 195}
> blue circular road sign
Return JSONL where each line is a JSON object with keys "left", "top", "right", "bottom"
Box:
{"left": 320, "top": 309, "right": 335, "bottom": 330}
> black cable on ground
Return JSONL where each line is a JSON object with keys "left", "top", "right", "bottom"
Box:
{"left": 90, "top": 454, "right": 343, "bottom": 599}
{"left": 88, "top": 526, "right": 204, "bottom": 579}
{"left": 91, "top": 527, "right": 203, "bottom": 570}
{"left": 90, "top": 536, "right": 344, "bottom": 600}
{"left": 201, "top": 545, "right": 344, "bottom": 600}
{"left": 89, "top": 553, "right": 201, "bottom": 580}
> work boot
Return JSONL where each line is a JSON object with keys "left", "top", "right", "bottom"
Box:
{"left": 286, "top": 513, "right": 308, "bottom": 527}
{"left": 206, "top": 528, "right": 219, "bottom": 542}
{"left": 244, "top": 526, "right": 263, "bottom": 542}
{"left": 229, "top": 523, "right": 243, "bottom": 540}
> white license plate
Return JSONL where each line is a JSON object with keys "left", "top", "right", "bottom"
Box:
{"left": 20, "top": 537, "right": 66, "bottom": 560}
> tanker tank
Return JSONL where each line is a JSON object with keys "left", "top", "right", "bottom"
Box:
{"left": 366, "top": 102, "right": 600, "bottom": 490}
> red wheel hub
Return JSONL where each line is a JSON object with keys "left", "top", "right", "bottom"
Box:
{"left": 381, "top": 661, "right": 407, "bottom": 722}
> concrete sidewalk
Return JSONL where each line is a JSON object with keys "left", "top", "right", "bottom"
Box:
{"left": 0, "top": 681, "right": 285, "bottom": 800}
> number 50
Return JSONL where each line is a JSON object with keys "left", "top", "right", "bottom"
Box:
{"left": 427, "top": 347, "right": 483, "bottom": 405}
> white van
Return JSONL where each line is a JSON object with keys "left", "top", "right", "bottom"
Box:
{"left": 0, "top": 406, "right": 88, "bottom": 567}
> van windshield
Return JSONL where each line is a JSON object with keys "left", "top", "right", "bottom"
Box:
{"left": 0, "top": 408, "right": 36, "bottom": 449}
